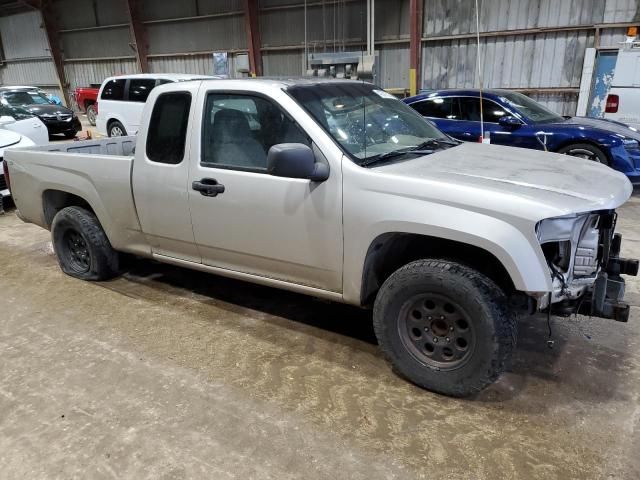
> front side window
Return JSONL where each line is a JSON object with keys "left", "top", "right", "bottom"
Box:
{"left": 101, "top": 79, "right": 126, "bottom": 100}
{"left": 202, "top": 93, "right": 310, "bottom": 171}
{"left": 412, "top": 97, "right": 460, "bottom": 120}
{"left": 458, "top": 98, "right": 508, "bottom": 123}
{"left": 287, "top": 83, "right": 449, "bottom": 164}
{"left": 146, "top": 92, "right": 191, "bottom": 164}
{"left": 128, "top": 79, "right": 157, "bottom": 102}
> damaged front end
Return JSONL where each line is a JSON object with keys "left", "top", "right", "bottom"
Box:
{"left": 536, "top": 210, "right": 638, "bottom": 322}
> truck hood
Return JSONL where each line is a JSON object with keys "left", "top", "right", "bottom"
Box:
{"left": 374, "top": 142, "right": 633, "bottom": 219}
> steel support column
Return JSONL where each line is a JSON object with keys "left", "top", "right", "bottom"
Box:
{"left": 20, "top": 0, "right": 71, "bottom": 106}
{"left": 243, "top": 0, "right": 262, "bottom": 77}
{"left": 409, "top": 0, "right": 423, "bottom": 96}
{"left": 126, "top": 0, "right": 149, "bottom": 73}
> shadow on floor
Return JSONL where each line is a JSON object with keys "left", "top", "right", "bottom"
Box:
{"left": 107, "top": 256, "right": 633, "bottom": 406}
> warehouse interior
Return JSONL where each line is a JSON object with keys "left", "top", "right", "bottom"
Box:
{"left": 0, "top": 0, "right": 637, "bottom": 114}
{"left": 2, "top": 1, "right": 640, "bottom": 479}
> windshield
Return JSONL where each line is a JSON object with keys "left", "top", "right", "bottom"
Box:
{"left": 497, "top": 91, "right": 563, "bottom": 123}
{"left": 0, "top": 104, "right": 34, "bottom": 120}
{"left": 2, "top": 91, "right": 53, "bottom": 106}
{"left": 288, "top": 83, "right": 449, "bottom": 164}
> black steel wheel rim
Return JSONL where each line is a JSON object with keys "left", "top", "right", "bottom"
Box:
{"left": 63, "top": 229, "right": 91, "bottom": 273}
{"left": 397, "top": 293, "right": 476, "bottom": 370}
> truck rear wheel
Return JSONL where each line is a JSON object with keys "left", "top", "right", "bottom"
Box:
{"left": 86, "top": 104, "right": 97, "bottom": 126}
{"left": 373, "top": 259, "right": 516, "bottom": 397}
{"left": 51, "top": 206, "right": 119, "bottom": 281}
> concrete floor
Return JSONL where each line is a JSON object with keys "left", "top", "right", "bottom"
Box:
{"left": 1, "top": 187, "right": 640, "bottom": 478}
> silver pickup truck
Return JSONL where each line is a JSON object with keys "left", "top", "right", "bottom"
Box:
{"left": 4, "top": 79, "right": 638, "bottom": 397}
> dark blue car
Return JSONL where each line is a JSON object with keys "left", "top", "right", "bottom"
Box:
{"left": 404, "top": 89, "right": 640, "bottom": 183}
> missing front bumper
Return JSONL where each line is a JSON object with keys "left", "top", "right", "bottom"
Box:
{"left": 550, "top": 258, "right": 638, "bottom": 323}
{"left": 548, "top": 230, "right": 638, "bottom": 322}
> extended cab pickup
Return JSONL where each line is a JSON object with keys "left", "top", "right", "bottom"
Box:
{"left": 4, "top": 79, "right": 638, "bottom": 396}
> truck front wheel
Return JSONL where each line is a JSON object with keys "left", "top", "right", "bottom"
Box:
{"left": 51, "top": 206, "right": 120, "bottom": 281}
{"left": 373, "top": 259, "right": 516, "bottom": 397}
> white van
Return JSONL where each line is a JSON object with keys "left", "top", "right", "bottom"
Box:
{"left": 96, "top": 74, "right": 215, "bottom": 137}
{"left": 603, "top": 46, "right": 640, "bottom": 130}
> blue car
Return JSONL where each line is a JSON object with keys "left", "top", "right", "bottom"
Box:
{"left": 404, "top": 89, "right": 640, "bottom": 183}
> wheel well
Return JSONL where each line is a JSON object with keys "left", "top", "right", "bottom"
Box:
{"left": 553, "top": 139, "right": 611, "bottom": 163}
{"left": 84, "top": 100, "right": 95, "bottom": 109}
{"left": 42, "top": 190, "right": 94, "bottom": 228}
{"left": 360, "top": 233, "right": 516, "bottom": 306}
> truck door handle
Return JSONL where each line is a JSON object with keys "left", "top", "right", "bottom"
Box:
{"left": 192, "top": 178, "right": 225, "bottom": 197}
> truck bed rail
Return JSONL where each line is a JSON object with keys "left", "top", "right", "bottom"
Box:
{"left": 27, "top": 136, "right": 136, "bottom": 157}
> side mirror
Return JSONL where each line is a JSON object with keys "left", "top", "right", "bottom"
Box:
{"left": 0, "top": 115, "right": 16, "bottom": 127}
{"left": 267, "top": 143, "right": 329, "bottom": 182}
{"left": 498, "top": 115, "right": 522, "bottom": 128}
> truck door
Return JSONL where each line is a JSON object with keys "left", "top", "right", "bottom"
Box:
{"left": 131, "top": 84, "right": 201, "bottom": 263}
{"left": 187, "top": 88, "right": 343, "bottom": 292}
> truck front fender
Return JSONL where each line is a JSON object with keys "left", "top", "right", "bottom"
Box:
{"left": 343, "top": 203, "right": 551, "bottom": 306}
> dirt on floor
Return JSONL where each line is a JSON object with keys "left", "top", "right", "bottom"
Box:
{"left": 1, "top": 193, "right": 639, "bottom": 479}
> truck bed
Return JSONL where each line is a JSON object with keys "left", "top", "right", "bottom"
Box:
{"left": 23, "top": 136, "right": 136, "bottom": 156}
{"left": 5, "top": 136, "right": 149, "bottom": 255}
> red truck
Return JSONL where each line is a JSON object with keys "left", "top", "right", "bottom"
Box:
{"left": 72, "top": 86, "right": 99, "bottom": 126}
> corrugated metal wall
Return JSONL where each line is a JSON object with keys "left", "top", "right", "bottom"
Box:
{"left": 420, "top": 0, "right": 640, "bottom": 114}
{"left": 0, "top": 10, "right": 63, "bottom": 99}
{"left": 1, "top": 0, "right": 640, "bottom": 115}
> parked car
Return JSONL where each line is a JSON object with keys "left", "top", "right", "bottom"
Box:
{"left": 96, "top": 73, "right": 215, "bottom": 137}
{"left": 404, "top": 89, "right": 640, "bottom": 184}
{"left": 0, "top": 104, "right": 49, "bottom": 145}
{"left": 603, "top": 46, "right": 640, "bottom": 129}
{"left": 0, "top": 89, "right": 81, "bottom": 139}
{"left": 0, "top": 129, "right": 34, "bottom": 199}
{"left": 5, "top": 79, "right": 637, "bottom": 397}
{"left": 72, "top": 86, "right": 99, "bottom": 126}
{"left": 0, "top": 85, "right": 62, "bottom": 105}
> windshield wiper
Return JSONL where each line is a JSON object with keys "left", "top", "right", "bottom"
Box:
{"left": 359, "top": 147, "right": 433, "bottom": 167}
{"left": 413, "top": 138, "right": 460, "bottom": 149}
{"left": 359, "top": 138, "right": 459, "bottom": 167}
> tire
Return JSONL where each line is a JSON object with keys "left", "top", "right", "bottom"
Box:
{"left": 557, "top": 143, "right": 609, "bottom": 165}
{"left": 108, "top": 121, "right": 126, "bottom": 137}
{"left": 86, "top": 104, "right": 97, "bottom": 126}
{"left": 373, "top": 259, "right": 516, "bottom": 397}
{"left": 64, "top": 131, "right": 77, "bottom": 139}
{"left": 51, "top": 206, "right": 120, "bottom": 281}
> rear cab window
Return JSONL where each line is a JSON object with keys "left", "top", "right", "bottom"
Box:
{"left": 146, "top": 92, "right": 192, "bottom": 164}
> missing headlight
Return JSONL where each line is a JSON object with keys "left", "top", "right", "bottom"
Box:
{"left": 541, "top": 241, "right": 571, "bottom": 272}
